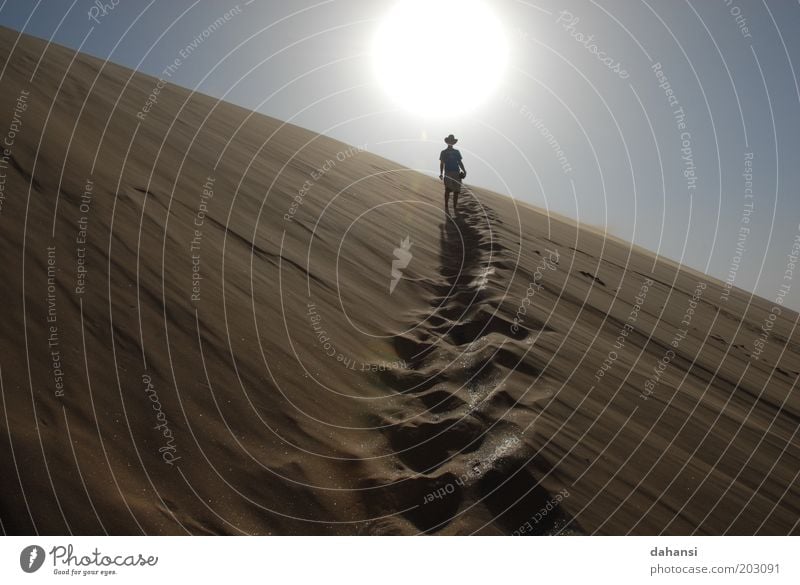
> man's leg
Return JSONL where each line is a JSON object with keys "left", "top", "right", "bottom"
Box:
{"left": 444, "top": 189, "right": 450, "bottom": 211}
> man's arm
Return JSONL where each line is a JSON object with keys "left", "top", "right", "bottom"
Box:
{"left": 439, "top": 158, "right": 444, "bottom": 179}
{"left": 459, "top": 160, "right": 466, "bottom": 176}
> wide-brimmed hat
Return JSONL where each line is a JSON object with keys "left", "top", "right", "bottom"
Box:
{"left": 444, "top": 134, "right": 458, "bottom": 145}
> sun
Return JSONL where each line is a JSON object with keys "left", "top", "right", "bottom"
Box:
{"left": 372, "top": 0, "right": 509, "bottom": 117}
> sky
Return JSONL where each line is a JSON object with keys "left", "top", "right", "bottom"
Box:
{"left": 1, "top": 0, "right": 799, "bottom": 310}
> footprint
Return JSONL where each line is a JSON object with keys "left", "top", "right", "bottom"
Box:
{"left": 477, "top": 461, "right": 580, "bottom": 535}
{"left": 361, "top": 473, "right": 464, "bottom": 533}
{"left": 383, "top": 415, "right": 486, "bottom": 473}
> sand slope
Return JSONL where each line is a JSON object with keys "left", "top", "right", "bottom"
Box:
{"left": 0, "top": 27, "right": 798, "bottom": 535}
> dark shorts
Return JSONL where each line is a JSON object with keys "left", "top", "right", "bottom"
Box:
{"left": 444, "top": 170, "right": 462, "bottom": 194}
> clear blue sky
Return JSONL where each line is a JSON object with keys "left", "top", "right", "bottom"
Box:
{"left": 2, "top": 0, "right": 799, "bottom": 309}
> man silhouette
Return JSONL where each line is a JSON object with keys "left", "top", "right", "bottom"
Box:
{"left": 439, "top": 134, "right": 466, "bottom": 213}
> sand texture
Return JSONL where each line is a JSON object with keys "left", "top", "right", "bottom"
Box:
{"left": 0, "top": 28, "right": 798, "bottom": 535}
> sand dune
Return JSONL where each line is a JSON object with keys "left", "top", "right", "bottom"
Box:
{"left": 0, "top": 27, "right": 798, "bottom": 535}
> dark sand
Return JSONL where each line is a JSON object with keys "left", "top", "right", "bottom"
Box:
{"left": 0, "top": 28, "right": 798, "bottom": 535}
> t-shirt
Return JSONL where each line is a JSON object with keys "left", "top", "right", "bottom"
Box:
{"left": 440, "top": 148, "right": 462, "bottom": 172}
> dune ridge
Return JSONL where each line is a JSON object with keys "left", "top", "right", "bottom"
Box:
{"left": 0, "top": 27, "right": 798, "bottom": 535}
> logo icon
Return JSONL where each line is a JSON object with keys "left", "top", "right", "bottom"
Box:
{"left": 389, "top": 236, "right": 413, "bottom": 294}
{"left": 20, "top": 545, "right": 45, "bottom": 573}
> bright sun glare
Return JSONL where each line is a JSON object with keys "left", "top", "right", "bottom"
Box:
{"left": 372, "top": 0, "right": 509, "bottom": 117}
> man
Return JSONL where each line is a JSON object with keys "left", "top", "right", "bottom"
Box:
{"left": 439, "top": 134, "right": 466, "bottom": 213}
